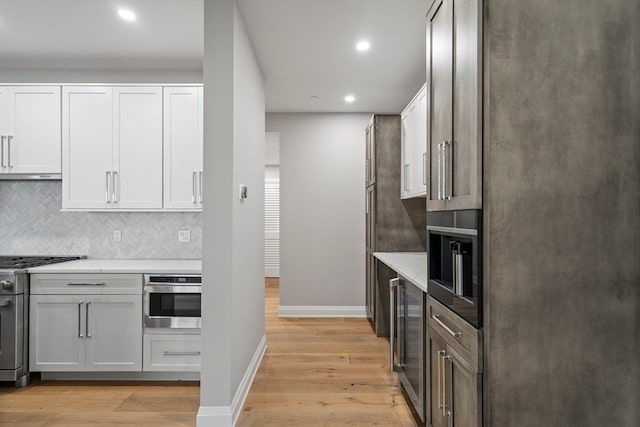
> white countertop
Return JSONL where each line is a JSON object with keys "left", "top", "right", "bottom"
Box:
{"left": 373, "top": 252, "right": 428, "bottom": 293}
{"left": 27, "top": 259, "right": 202, "bottom": 275}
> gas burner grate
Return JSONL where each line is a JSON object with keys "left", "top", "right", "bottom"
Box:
{"left": 0, "top": 256, "right": 84, "bottom": 270}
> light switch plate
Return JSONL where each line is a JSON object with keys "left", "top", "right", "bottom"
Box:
{"left": 178, "top": 230, "right": 191, "bottom": 242}
{"left": 113, "top": 229, "right": 122, "bottom": 242}
{"left": 239, "top": 184, "right": 248, "bottom": 200}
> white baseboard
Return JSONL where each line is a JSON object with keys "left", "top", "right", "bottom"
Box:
{"left": 196, "top": 334, "right": 267, "bottom": 427}
{"left": 278, "top": 305, "right": 366, "bottom": 318}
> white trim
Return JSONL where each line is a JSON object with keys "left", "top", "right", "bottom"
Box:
{"left": 278, "top": 305, "right": 367, "bottom": 318}
{"left": 196, "top": 334, "right": 267, "bottom": 427}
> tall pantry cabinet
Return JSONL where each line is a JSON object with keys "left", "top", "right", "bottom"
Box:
{"left": 423, "top": 0, "right": 640, "bottom": 426}
{"left": 365, "top": 115, "right": 425, "bottom": 337}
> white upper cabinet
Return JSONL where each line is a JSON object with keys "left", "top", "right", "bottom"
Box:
{"left": 62, "top": 86, "right": 163, "bottom": 210}
{"left": 0, "top": 86, "right": 61, "bottom": 175}
{"left": 163, "top": 86, "right": 203, "bottom": 211}
{"left": 401, "top": 84, "right": 427, "bottom": 199}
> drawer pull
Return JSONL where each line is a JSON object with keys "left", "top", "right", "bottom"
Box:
{"left": 67, "top": 282, "right": 106, "bottom": 286}
{"left": 163, "top": 351, "right": 201, "bottom": 356}
{"left": 433, "top": 314, "right": 462, "bottom": 339}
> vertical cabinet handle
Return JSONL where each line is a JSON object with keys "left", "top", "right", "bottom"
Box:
{"left": 439, "top": 350, "right": 451, "bottom": 417}
{"left": 192, "top": 171, "right": 197, "bottom": 203}
{"left": 113, "top": 171, "right": 118, "bottom": 203}
{"left": 443, "top": 140, "right": 452, "bottom": 200}
{"left": 86, "top": 301, "right": 92, "bottom": 338}
{"left": 437, "top": 142, "right": 443, "bottom": 200}
{"left": 78, "top": 301, "right": 85, "bottom": 337}
{"left": 365, "top": 191, "right": 369, "bottom": 214}
{"left": 105, "top": 172, "right": 112, "bottom": 203}
{"left": 199, "top": 171, "right": 203, "bottom": 204}
{"left": 404, "top": 164, "right": 410, "bottom": 192}
{"left": 6, "top": 135, "right": 13, "bottom": 168}
{"left": 423, "top": 152, "right": 427, "bottom": 186}
{"left": 0, "top": 135, "right": 5, "bottom": 168}
{"left": 389, "top": 278, "right": 400, "bottom": 371}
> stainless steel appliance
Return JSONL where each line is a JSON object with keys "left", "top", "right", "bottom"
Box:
{"left": 0, "top": 256, "right": 83, "bottom": 386}
{"left": 390, "top": 275, "right": 426, "bottom": 423}
{"left": 143, "top": 274, "right": 201, "bottom": 330}
{"left": 427, "top": 210, "right": 482, "bottom": 327}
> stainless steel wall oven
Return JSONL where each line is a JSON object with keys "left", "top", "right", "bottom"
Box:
{"left": 143, "top": 274, "right": 201, "bottom": 330}
{"left": 427, "top": 210, "right": 482, "bottom": 327}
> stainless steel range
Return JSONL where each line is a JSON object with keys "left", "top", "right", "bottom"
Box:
{"left": 0, "top": 256, "right": 83, "bottom": 386}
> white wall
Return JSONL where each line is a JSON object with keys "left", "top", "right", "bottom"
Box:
{"left": 199, "top": 1, "right": 265, "bottom": 426}
{"left": 267, "top": 113, "right": 371, "bottom": 316}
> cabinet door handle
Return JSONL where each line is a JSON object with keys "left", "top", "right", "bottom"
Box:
{"left": 437, "top": 349, "right": 445, "bottom": 414}
{"left": 0, "top": 135, "right": 5, "bottom": 168}
{"left": 86, "top": 301, "right": 92, "bottom": 338}
{"left": 389, "top": 278, "right": 400, "bottom": 371}
{"left": 443, "top": 140, "right": 452, "bottom": 200}
{"left": 404, "top": 164, "right": 410, "bottom": 192}
{"left": 437, "top": 142, "right": 443, "bottom": 200}
{"left": 440, "top": 350, "right": 451, "bottom": 417}
{"left": 163, "top": 351, "right": 201, "bottom": 356}
{"left": 0, "top": 298, "right": 11, "bottom": 307}
{"left": 423, "top": 152, "right": 427, "bottom": 185}
{"left": 432, "top": 314, "right": 462, "bottom": 339}
{"left": 113, "top": 171, "right": 119, "bottom": 204}
{"left": 192, "top": 171, "right": 197, "bottom": 203}
{"left": 67, "top": 282, "right": 106, "bottom": 286}
{"left": 105, "top": 171, "right": 111, "bottom": 203}
{"left": 78, "top": 301, "right": 85, "bottom": 338}
{"left": 199, "top": 171, "right": 203, "bottom": 204}
{"left": 6, "top": 135, "right": 13, "bottom": 168}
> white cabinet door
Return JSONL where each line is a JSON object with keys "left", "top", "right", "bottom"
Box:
{"left": 401, "top": 84, "right": 427, "bottom": 199}
{"left": 163, "top": 86, "right": 203, "bottom": 210}
{"left": 0, "top": 86, "right": 61, "bottom": 174}
{"left": 112, "top": 87, "right": 163, "bottom": 209}
{"left": 30, "top": 295, "right": 86, "bottom": 372}
{"left": 85, "top": 295, "right": 142, "bottom": 372}
{"left": 62, "top": 86, "right": 113, "bottom": 210}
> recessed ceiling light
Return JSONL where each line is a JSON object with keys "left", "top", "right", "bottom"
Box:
{"left": 345, "top": 95, "right": 355, "bottom": 103}
{"left": 118, "top": 9, "right": 136, "bottom": 21}
{"left": 356, "top": 40, "right": 370, "bottom": 52}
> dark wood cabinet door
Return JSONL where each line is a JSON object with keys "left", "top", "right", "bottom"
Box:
{"left": 427, "top": 326, "right": 449, "bottom": 427}
{"left": 426, "top": 0, "right": 482, "bottom": 212}
{"left": 447, "top": 345, "right": 482, "bottom": 427}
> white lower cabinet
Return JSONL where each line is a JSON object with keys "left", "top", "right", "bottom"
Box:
{"left": 30, "top": 292, "right": 142, "bottom": 372}
{"left": 143, "top": 334, "right": 201, "bottom": 372}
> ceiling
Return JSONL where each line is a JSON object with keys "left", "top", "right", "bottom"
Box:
{"left": 0, "top": 0, "right": 426, "bottom": 113}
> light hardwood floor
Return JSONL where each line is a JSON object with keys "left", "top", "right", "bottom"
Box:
{"left": 0, "top": 281, "right": 416, "bottom": 426}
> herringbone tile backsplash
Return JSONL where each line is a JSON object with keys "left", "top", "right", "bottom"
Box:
{"left": 0, "top": 181, "right": 202, "bottom": 259}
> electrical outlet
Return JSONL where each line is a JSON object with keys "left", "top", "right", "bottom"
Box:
{"left": 178, "top": 230, "right": 191, "bottom": 242}
{"left": 113, "top": 229, "right": 122, "bottom": 242}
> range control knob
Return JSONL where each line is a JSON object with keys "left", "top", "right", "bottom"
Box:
{"left": 0, "top": 280, "right": 13, "bottom": 290}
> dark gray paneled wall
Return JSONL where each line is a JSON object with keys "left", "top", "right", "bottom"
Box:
{"left": 0, "top": 181, "right": 202, "bottom": 259}
{"left": 484, "top": 1, "right": 640, "bottom": 426}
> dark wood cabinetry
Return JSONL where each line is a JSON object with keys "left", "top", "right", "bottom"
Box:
{"left": 426, "top": 0, "right": 482, "bottom": 212}
{"left": 365, "top": 115, "right": 426, "bottom": 337}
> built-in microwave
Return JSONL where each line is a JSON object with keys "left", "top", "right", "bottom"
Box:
{"left": 427, "top": 210, "right": 482, "bottom": 328}
{"left": 143, "top": 274, "right": 201, "bottom": 330}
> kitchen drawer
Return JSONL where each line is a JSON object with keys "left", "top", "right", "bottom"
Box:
{"left": 30, "top": 274, "right": 142, "bottom": 295}
{"left": 426, "top": 295, "right": 483, "bottom": 372}
{"left": 143, "top": 334, "right": 201, "bottom": 372}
